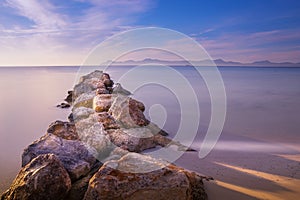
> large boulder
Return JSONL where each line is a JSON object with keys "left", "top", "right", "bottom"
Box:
{"left": 74, "top": 71, "right": 104, "bottom": 98}
{"left": 64, "top": 90, "right": 74, "bottom": 104}
{"left": 95, "top": 112, "right": 120, "bottom": 130}
{"left": 74, "top": 71, "right": 113, "bottom": 98}
{"left": 106, "top": 128, "right": 156, "bottom": 152}
{"left": 47, "top": 120, "right": 78, "bottom": 140}
{"left": 79, "top": 70, "right": 104, "bottom": 83}
{"left": 66, "top": 162, "right": 102, "bottom": 200}
{"left": 22, "top": 134, "right": 97, "bottom": 181}
{"left": 109, "top": 95, "right": 149, "bottom": 128}
{"left": 83, "top": 153, "right": 207, "bottom": 200}
{"left": 72, "top": 107, "right": 95, "bottom": 122}
{"left": 1, "top": 154, "right": 71, "bottom": 200}
{"left": 112, "top": 83, "right": 131, "bottom": 96}
{"left": 75, "top": 116, "right": 113, "bottom": 160}
{"left": 73, "top": 92, "right": 95, "bottom": 109}
{"left": 93, "top": 94, "right": 113, "bottom": 112}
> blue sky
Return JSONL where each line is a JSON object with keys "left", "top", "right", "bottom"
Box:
{"left": 0, "top": 0, "right": 300, "bottom": 65}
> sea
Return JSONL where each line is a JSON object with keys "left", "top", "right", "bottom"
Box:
{"left": 1, "top": 65, "right": 300, "bottom": 193}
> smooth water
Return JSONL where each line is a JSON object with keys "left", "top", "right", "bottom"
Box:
{"left": 0, "top": 66, "right": 300, "bottom": 192}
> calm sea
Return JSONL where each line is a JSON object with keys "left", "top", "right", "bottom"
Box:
{"left": 1, "top": 66, "right": 300, "bottom": 192}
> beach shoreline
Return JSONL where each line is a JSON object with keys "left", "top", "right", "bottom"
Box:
{"left": 174, "top": 135, "right": 300, "bottom": 200}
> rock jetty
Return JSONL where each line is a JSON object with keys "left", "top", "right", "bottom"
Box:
{"left": 1, "top": 70, "right": 208, "bottom": 200}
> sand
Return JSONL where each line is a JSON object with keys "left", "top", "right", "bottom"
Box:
{"left": 174, "top": 135, "right": 300, "bottom": 200}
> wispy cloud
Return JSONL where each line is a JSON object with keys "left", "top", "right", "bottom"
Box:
{"left": 198, "top": 29, "right": 300, "bottom": 63}
{"left": 0, "top": 0, "right": 153, "bottom": 65}
{"left": 5, "top": 0, "right": 66, "bottom": 29}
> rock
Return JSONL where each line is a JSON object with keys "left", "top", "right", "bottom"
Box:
{"left": 109, "top": 95, "right": 149, "bottom": 128}
{"left": 73, "top": 83, "right": 94, "bottom": 98}
{"left": 94, "top": 81, "right": 106, "bottom": 89}
{"left": 66, "top": 161, "right": 102, "bottom": 200}
{"left": 75, "top": 116, "right": 114, "bottom": 160}
{"left": 79, "top": 70, "right": 103, "bottom": 84}
{"left": 73, "top": 92, "right": 95, "bottom": 109}
{"left": 72, "top": 107, "right": 95, "bottom": 122}
{"left": 147, "top": 122, "right": 168, "bottom": 136}
{"left": 1, "top": 154, "right": 71, "bottom": 200}
{"left": 22, "top": 134, "right": 97, "bottom": 181}
{"left": 101, "top": 72, "right": 110, "bottom": 81}
{"left": 64, "top": 90, "right": 74, "bottom": 104}
{"left": 83, "top": 153, "right": 207, "bottom": 200}
{"left": 102, "top": 147, "right": 129, "bottom": 162}
{"left": 74, "top": 70, "right": 104, "bottom": 98}
{"left": 68, "top": 113, "right": 74, "bottom": 122}
{"left": 103, "top": 79, "right": 114, "bottom": 88}
{"left": 57, "top": 102, "right": 71, "bottom": 108}
{"left": 106, "top": 128, "right": 156, "bottom": 152}
{"left": 93, "top": 94, "right": 113, "bottom": 112}
{"left": 47, "top": 120, "right": 78, "bottom": 140}
{"left": 153, "top": 134, "right": 196, "bottom": 152}
{"left": 112, "top": 83, "right": 132, "bottom": 96}
{"left": 96, "top": 88, "right": 109, "bottom": 95}
{"left": 95, "top": 112, "right": 120, "bottom": 130}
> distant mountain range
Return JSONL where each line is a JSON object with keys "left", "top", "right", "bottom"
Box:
{"left": 106, "top": 58, "right": 300, "bottom": 67}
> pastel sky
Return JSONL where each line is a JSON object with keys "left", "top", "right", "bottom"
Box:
{"left": 0, "top": 0, "right": 300, "bottom": 66}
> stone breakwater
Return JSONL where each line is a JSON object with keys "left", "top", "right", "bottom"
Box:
{"left": 1, "top": 70, "right": 208, "bottom": 200}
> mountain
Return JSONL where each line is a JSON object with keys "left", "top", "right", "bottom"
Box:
{"left": 106, "top": 58, "right": 300, "bottom": 67}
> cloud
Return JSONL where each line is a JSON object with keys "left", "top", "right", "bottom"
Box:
{"left": 0, "top": 0, "right": 153, "bottom": 65}
{"left": 5, "top": 0, "right": 66, "bottom": 29}
{"left": 197, "top": 29, "right": 300, "bottom": 63}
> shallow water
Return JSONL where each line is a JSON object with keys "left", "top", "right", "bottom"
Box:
{"left": 0, "top": 66, "right": 300, "bottom": 192}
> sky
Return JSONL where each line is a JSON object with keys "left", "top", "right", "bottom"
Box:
{"left": 0, "top": 0, "right": 300, "bottom": 66}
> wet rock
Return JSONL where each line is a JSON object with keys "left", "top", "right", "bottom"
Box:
{"left": 68, "top": 113, "right": 74, "bottom": 122}
{"left": 103, "top": 79, "right": 114, "bottom": 88}
{"left": 101, "top": 72, "right": 110, "bottom": 80}
{"left": 83, "top": 153, "right": 207, "bottom": 200}
{"left": 22, "top": 134, "right": 97, "bottom": 181}
{"left": 65, "top": 90, "right": 74, "bottom": 104}
{"left": 1, "top": 154, "right": 71, "bottom": 200}
{"left": 57, "top": 102, "right": 71, "bottom": 108}
{"left": 107, "top": 87, "right": 113, "bottom": 94}
{"left": 47, "top": 120, "right": 78, "bottom": 140}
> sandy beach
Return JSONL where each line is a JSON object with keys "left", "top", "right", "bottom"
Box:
{"left": 174, "top": 133, "right": 300, "bottom": 200}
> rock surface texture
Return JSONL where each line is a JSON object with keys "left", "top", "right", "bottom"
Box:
{"left": 1, "top": 70, "right": 207, "bottom": 200}
{"left": 1, "top": 154, "right": 71, "bottom": 200}
{"left": 84, "top": 153, "right": 207, "bottom": 200}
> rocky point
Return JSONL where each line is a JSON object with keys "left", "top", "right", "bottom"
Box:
{"left": 1, "top": 70, "right": 208, "bottom": 200}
